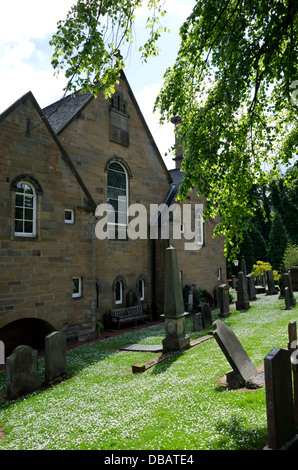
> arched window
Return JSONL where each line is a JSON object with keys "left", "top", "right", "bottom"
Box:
{"left": 115, "top": 280, "right": 123, "bottom": 305}
{"left": 14, "top": 181, "right": 36, "bottom": 237}
{"left": 107, "top": 162, "right": 128, "bottom": 226}
{"left": 196, "top": 211, "right": 204, "bottom": 246}
{"left": 138, "top": 279, "right": 145, "bottom": 301}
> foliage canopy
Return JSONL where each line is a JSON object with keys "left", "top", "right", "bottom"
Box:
{"left": 50, "top": 0, "right": 298, "bottom": 258}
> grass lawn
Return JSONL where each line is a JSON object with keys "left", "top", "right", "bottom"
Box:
{"left": 0, "top": 290, "right": 297, "bottom": 450}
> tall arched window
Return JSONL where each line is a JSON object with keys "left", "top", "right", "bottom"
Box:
{"left": 196, "top": 211, "right": 204, "bottom": 247}
{"left": 14, "top": 181, "right": 36, "bottom": 237}
{"left": 107, "top": 161, "right": 128, "bottom": 227}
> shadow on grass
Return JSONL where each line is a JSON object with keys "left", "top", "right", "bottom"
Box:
{"left": 213, "top": 414, "right": 267, "bottom": 450}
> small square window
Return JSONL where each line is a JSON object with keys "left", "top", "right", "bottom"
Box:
{"left": 65, "top": 209, "right": 74, "bottom": 224}
{"left": 72, "top": 277, "right": 82, "bottom": 298}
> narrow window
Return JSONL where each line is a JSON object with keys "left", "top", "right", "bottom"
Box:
{"left": 65, "top": 209, "right": 74, "bottom": 224}
{"left": 107, "top": 162, "right": 128, "bottom": 226}
{"left": 14, "top": 182, "right": 36, "bottom": 237}
{"left": 138, "top": 279, "right": 145, "bottom": 301}
{"left": 115, "top": 280, "right": 123, "bottom": 305}
{"left": 196, "top": 212, "right": 204, "bottom": 246}
{"left": 72, "top": 277, "right": 82, "bottom": 298}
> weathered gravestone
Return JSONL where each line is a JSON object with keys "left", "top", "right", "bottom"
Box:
{"left": 284, "top": 273, "right": 296, "bottom": 306}
{"left": 264, "top": 348, "right": 298, "bottom": 450}
{"left": 246, "top": 274, "right": 257, "bottom": 301}
{"left": 288, "top": 320, "right": 297, "bottom": 352}
{"left": 6, "top": 345, "right": 40, "bottom": 400}
{"left": 266, "top": 270, "right": 278, "bottom": 295}
{"left": 236, "top": 272, "right": 250, "bottom": 311}
{"left": 44, "top": 331, "right": 67, "bottom": 384}
{"left": 212, "top": 319, "right": 259, "bottom": 387}
{"left": 284, "top": 287, "right": 292, "bottom": 311}
{"left": 199, "top": 302, "right": 212, "bottom": 328}
{"left": 241, "top": 256, "right": 247, "bottom": 276}
{"left": 291, "top": 350, "right": 298, "bottom": 432}
{"left": 193, "top": 312, "right": 203, "bottom": 332}
{"left": 218, "top": 284, "right": 230, "bottom": 317}
{"left": 278, "top": 266, "right": 287, "bottom": 299}
{"left": 162, "top": 246, "right": 190, "bottom": 353}
{"left": 231, "top": 275, "right": 237, "bottom": 289}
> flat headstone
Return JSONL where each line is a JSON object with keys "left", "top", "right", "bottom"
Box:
{"left": 264, "top": 348, "right": 297, "bottom": 450}
{"left": 120, "top": 344, "right": 162, "bottom": 352}
{"left": 213, "top": 319, "right": 257, "bottom": 386}
{"left": 6, "top": 345, "right": 40, "bottom": 400}
{"left": 44, "top": 331, "right": 67, "bottom": 384}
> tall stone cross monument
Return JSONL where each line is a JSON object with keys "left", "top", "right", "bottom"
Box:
{"left": 162, "top": 246, "right": 190, "bottom": 353}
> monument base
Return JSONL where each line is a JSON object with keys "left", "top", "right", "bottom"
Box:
{"left": 162, "top": 313, "right": 190, "bottom": 353}
{"left": 236, "top": 301, "right": 250, "bottom": 310}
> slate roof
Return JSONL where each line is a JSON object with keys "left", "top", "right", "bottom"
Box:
{"left": 42, "top": 90, "right": 94, "bottom": 134}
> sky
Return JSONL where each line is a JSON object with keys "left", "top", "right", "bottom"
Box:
{"left": 0, "top": 0, "right": 196, "bottom": 169}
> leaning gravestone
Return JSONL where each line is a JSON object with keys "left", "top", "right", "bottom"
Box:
{"left": 264, "top": 347, "right": 298, "bottom": 450}
{"left": 236, "top": 272, "right": 250, "bottom": 311}
{"left": 162, "top": 246, "right": 190, "bottom": 353}
{"left": 266, "top": 270, "right": 278, "bottom": 295}
{"left": 6, "top": 345, "right": 40, "bottom": 400}
{"left": 44, "top": 331, "right": 67, "bottom": 384}
{"left": 218, "top": 284, "right": 230, "bottom": 317}
{"left": 212, "top": 319, "right": 258, "bottom": 386}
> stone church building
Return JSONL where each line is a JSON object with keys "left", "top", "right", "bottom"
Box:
{"left": 0, "top": 70, "right": 226, "bottom": 354}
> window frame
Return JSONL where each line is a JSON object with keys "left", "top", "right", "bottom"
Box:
{"left": 115, "top": 280, "right": 123, "bottom": 305}
{"left": 14, "top": 181, "right": 37, "bottom": 237}
{"left": 72, "top": 277, "right": 82, "bottom": 298}
{"left": 107, "top": 161, "right": 128, "bottom": 227}
{"left": 65, "top": 209, "right": 75, "bottom": 224}
{"left": 195, "top": 211, "right": 204, "bottom": 247}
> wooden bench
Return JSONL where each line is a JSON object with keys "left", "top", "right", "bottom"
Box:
{"left": 110, "top": 305, "right": 152, "bottom": 329}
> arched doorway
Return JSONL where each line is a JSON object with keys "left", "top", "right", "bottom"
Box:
{"left": 0, "top": 318, "right": 56, "bottom": 357}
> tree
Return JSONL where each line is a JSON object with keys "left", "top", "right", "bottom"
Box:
{"left": 50, "top": 0, "right": 298, "bottom": 259}
{"left": 268, "top": 211, "right": 290, "bottom": 269}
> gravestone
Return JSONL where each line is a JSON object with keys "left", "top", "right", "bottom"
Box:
{"left": 212, "top": 319, "right": 258, "bottom": 386}
{"left": 266, "top": 270, "right": 278, "bottom": 295}
{"left": 284, "top": 273, "right": 296, "bottom": 306}
{"left": 218, "top": 284, "right": 230, "bottom": 317}
{"left": 162, "top": 246, "right": 190, "bottom": 353}
{"left": 246, "top": 274, "right": 257, "bottom": 301}
{"left": 184, "top": 284, "right": 195, "bottom": 312}
{"left": 0, "top": 340, "right": 4, "bottom": 364}
{"left": 241, "top": 256, "right": 247, "bottom": 276}
{"left": 199, "top": 302, "right": 212, "bottom": 328}
{"left": 264, "top": 348, "right": 298, "bottom": 450}
{"left": 231, "top": 275, "right": 237, "bottom": 289}
{"left": 236, "top": 272, "right": 250, "bottom": 311}
{"left": 279, "top": 266, "right": 287, "bottom": 299}
{"left": 6, "top": 345, "right": 40, "bottom": 400}
{"left": 44, "top": 331, "right": 67, "bottom": 384}
{"left": 284, "top": 287, "right": 292, "bottom": 311}
{"left": 193, "top": 312, "right": 203, "bottom": 332}
{"left": 288, "top": 320, "right": 297, "bottom": 352}
{"left": 291, "top": 350, "right": 298, "bottom": 432}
